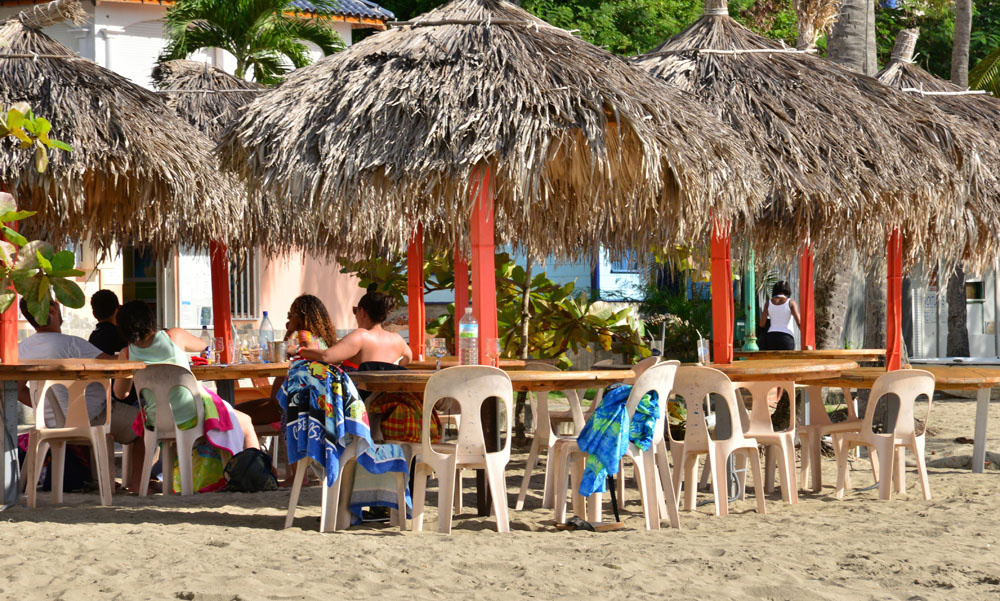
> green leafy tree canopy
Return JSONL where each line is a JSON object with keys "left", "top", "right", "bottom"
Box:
{"left": 159, "top": 0, "right": 346, "bottom": 84}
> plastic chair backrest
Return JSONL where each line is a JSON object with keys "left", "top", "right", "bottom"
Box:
{"left": 422, "top": 366, "right": 514, "bottom": 464}
{"left": 863, "top": 369, "right": 934, "bottom": 439}
{"left": 625, "top": 356, "right": 661, "bottom": 385}
{"left": 29, "top": 379, "right": 111, "bottom": 429}
{"left": 625, "top": 362, "right": 679, "bottom": 446}
{"left": 524, "top": 362, "right": 587, "bottom": 432}
{"left": 731, "top": 381, "right": 797, "bottom": 433}
{"left": 670, "top": 365, "right": 746, "bottom": 446}
{"left": 133, "top": 363, "right": 206, "bottom": 433}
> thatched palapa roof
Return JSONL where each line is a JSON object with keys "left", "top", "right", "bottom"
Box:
{"left": 878, "top": 28, "right": 1000, "bottom": 268}
{"left": 219, "top": 0, "right": 765, "bottom": 260}
{"left": 0, "top": 0, "right": 244, "bottom": 258}
{"left": 152, "top": 60, "right": 265, "bottom": 141}
{"left": 633, "top": 0, "right": 1000, "bottom": 265}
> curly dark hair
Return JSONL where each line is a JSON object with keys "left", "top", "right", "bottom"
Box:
{"left": 289, "top": 294, "right": 338, "bottom": 347}
{"left": 90, "top": 289, "right": 120, "bottom": 321}
{"left": 772, "top": 280, "right": 793, "bottom": 298}
{"left": 357, "top": 284, "right": 395, "bottom": 324}
{"left": 117, "top": 300, "right": 158, "bottom": 344}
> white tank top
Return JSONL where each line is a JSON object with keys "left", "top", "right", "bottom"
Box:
{"left": 767, "top": 297, "right": 795, "bottom": 335}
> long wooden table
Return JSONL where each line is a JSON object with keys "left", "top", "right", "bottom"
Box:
{"left": 734, "top": 349, "right": 885, "bottom": 363}
{"left": 0, "top": 359, "right": 147, "bottom": 510}
{"left": 190, "top": 362, "right": 290, "bottom": 404}
{"left": 810, "top": 366, "right": 1000, "bottom": 473}
{"left": 407, "top": 357, "right": 528, "bottom": 370}
{"left": 351, "top": 368, "right": 635, "bottom": 517}
{"left": 708, "top": 359, "right": 859, "bottom": 382}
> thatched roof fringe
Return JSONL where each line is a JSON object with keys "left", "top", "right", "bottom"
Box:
{"left": 17, "top": 0, "right": 86, "bottom": 30}
{"left": 219, "top": 0, "right": 765, "bottom": 260}
{"left": 0, "top": 53, "right": 79, "bottom": 59}
{"left": 0, "top": 0, "right": 246, "bottom": 258}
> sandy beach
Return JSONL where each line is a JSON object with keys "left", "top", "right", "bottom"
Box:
{"left": 3, "top": 393, "right": 999, "bottom": 601}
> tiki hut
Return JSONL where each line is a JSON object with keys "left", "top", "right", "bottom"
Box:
{"left": 0, "top": 0, "right": 243, "bottom": 257}
{"left": 633, "top": 0, "right": 1000, "bottom": 265}
{"left": 877, "top": 28, "right": 1000, "bottom": 268}
{"left": 219, "top": 0, "right": 765, "bottom": 261}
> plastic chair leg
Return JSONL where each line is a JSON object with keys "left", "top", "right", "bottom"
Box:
{"left": 569, "top": 454, "right": 586, "bottom": 519}
{"left": 515, "top": 437, "right": 543, "bottom": 510}
{"left": 411, "top": 463, "right": 428, "bottom": 532}
{"left": 654, "top": 443, "right": 681, "bottom": 529}
{"left": 710, "top": 450, "right": 727, "bottom": 517}
{"left": 139, "top": 433, "right": 157, "bottom": 497}
{"left": 284, "top": 458, "right": 310, "bottom": 529}
{"left": 335, "top": 461, "right": 357, "bottom": 532}
{"left": 50, "top": 441, "right": 66, "bottom": 505}
{"left": 320, "top": 466, "right": 342, "bottom": 533}
{"left": 161, "top": 442, "right": 176, "bottom": 496}
{"left": 893, "top": 447, "right": 906, "bottom": 494}
{"left": 681, "top": 453, "right": 699, "bottom": 511}
{"left": 20, "top": 430, "right": 37, "bottom": 494}
{"left": 484, "top": 460, "right": 510, "bottom": 533}
{"left": 640, "top": 450, "right": 661, "bottom": 530}
{"left": 91, "top": 433, "right": 112, "bottom": 506}
{"left": 833, "top": 436, "right": 850, "bottom": 499}
{"left": 26, "top": 436, "right": 43, "bottom": 508}
{"left": 746, "top": 449, "right": 766, "bottom": 515}
{"left": 763, "top": 446, "right": 776, "bottom": 494}
{"left": 874, "top": 439, "right": 895, "bottom": 501}
{"left": 913, "top": 438, "right": 931, "bottom": 500}
{"left": 453, "top": 469, "right": 463, "bottom": 515}
{"left": 778, "top": 440, "right": 798, "bottom": 504}
{"left": 395, "top": 472, "right": 408, "bottom": 531}
{"left": 435, "top": 464, "right": 457, "bottom": 534}
{"left": 552, "top": 446, "right": 571, "bottom": 524}
{"left": 176, "top": 436, "right": 196, "bottom": 496}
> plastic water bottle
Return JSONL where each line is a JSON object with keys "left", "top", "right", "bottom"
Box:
{"left": 199, "top": 326, "right": 212, "bottom": 362}
{"left": 458, "top": 306, "right": 479, "bottom": 365}
{"left": 259, "top": 310, "right": 275, "bottom": 363}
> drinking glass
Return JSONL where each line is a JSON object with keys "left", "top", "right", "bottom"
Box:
{"left": 696, "top": 339, "right": 711, "bottom": 365}
{"left": 285, "top": 336, "right": 301, "bottom": 358}
{"left": 245, "top": 334, "right": 260, "bottom": 363}
{"left": 213, "top": 336, "right": 225, "bottom": 365}
{"left": 427, "top": 338, "right": 447, "bottom": 370}
{"left": 484, "top": 337, "right": 501, "bottom": 367}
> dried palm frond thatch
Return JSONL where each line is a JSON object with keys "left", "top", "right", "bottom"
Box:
{"left": 0, "top": 0, "right": 245, "bottom": 258}
{"left": 878, "top": 28, "right": 1000, "bottom": 269}
{"left": 634, "top": 0, "right": 1000, "bottom": 267}
{"left": 219, "top": 0, "right": 766, "bottom": 261}
{"left": 152, "top": 59, "right": 264, "bottom": 141}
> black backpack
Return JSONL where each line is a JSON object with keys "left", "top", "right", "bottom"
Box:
{"left": 224, "top": 448, "right": 278, "bottom": 492}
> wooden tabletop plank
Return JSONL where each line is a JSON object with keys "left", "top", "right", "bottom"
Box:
{"left": 810, "top": 366, "right": 1000, "bottom": 390}
{"left": 0, "top": 359, "right": 146, "bottom": 381}
{"left": 349, "top": 369, "right": 635, "bottom": 394}
{"left": 708, "top": 359, "right": 859, "bottom": 382}
{"left": 734, "top": 349, "right": 885, "bottom": 361}
{"left": 191, "top": 363, "right": 291, "bottom": 380}
{"left": 407, "top": 357, "right": 527, "bottom": 370}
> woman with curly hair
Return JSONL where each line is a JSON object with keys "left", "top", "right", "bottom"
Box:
{"left": 283, "top": 294, "right": 338, "bottom": 354}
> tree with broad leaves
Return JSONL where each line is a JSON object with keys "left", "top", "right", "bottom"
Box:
{"left": 158, "top": 0, "right": 345, "bottom": 84}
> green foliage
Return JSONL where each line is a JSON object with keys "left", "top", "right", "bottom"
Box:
{"left": 970, "top": 45, "right": 1000, "bottom": 95}
{"left": 729, "top": 0, "right": 799, "bottom": 47}
{"left": 0, "top": 102, "right": 73, "bottom": 173}
{"left": 340, "top": 250, "right": 648, "bottom": 368}
{"left": 0, "top": 104, "right": 85, "bottom": 323}
{"left": 639, "top": 284, "right": 712, "bottom": 363}
{"left": 159, "top": 0, "right": 346, "bottom": 84}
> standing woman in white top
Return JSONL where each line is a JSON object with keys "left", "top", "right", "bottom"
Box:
{"left": 761, "top": 280, "right": 801, "bottom": 350}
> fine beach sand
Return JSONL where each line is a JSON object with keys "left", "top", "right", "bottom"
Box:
{"left": 3, "top": 394, "right": 999, "bottom": 601}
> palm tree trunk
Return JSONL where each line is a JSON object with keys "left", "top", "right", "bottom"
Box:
{"left": 952, "top": 0, "right": 973, "bottom": 88}
{"left": 826, "top": 0, "right": 877, "bottom": 75}
{"left": 815, "top": 252, "right": 853, "bottom": 348}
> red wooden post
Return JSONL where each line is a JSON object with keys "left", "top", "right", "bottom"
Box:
{"left": 886, "top": 229, "right": 903, "bottom": 371}
{"left": 710, "top": 220, "right": 734, "bottom": 364}
{"left": 799, "top": 244, "right": 816, "bottom": 350}
{"left": 406, "top": 225, "right": 426, "bottom": 360}
{"left": 454, "top": 248, "right": 469, "bottom": 353}
{"left": 210, "top": 241, "right": 234, "bottom": 364}
{"left": 0, "top": 191, "right": 17, "bottom": 363}
{"left": 470, "top": 167, "right": 498, "bottom": 366}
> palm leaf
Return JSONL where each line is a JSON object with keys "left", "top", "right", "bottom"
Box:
{"left": 970, "top": 46, "right": 1000, "bottom": 97}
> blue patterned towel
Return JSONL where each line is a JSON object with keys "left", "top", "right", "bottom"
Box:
{"left": 576, "top": 385, "right": 658, "bottom": 497}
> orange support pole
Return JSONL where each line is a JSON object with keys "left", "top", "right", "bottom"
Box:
{"left": 710, "top": 221, "right": 734, "bottom": 364}
{"left": 210, "top": 241, "right": 234, "bottom": 364}
{"left": 0, "top": 190, "right": 16, "bottom": 363}
{"left": 886, "top": 229, "right": 903, "bottom": 371}
{"left": 406, "top": 225, "right": 426, "bottom": 360}
{"left": 454, "top": 248, "right": 469, "bottom": 353}
{"left": 470, "top": 167, "right": 498, "bottom": 366}
{"left": 798, "top": 244, "right": 816, "bottom": 350}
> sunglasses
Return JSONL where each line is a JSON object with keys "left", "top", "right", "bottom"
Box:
{"left": 352, "top": 306, "right": 358, "bottom": 315}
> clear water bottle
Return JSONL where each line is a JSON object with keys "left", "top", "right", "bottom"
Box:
{"left": 458, "top": 306, "right": 479, "bottom": 365}
{"left": 199, "top": 326, "right": 212, "bottom": 362}
{"left": 259, "top": 310, "right": 275, "bottom": 363}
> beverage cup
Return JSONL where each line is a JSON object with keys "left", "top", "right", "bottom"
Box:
{"left": 697, "top": 339, "right": 711, "bottom": 364}
{"left": 269, "top": 340, "right": 285, "bottom": 363}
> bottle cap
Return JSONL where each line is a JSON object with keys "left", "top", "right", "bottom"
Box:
{"left": 263, "top": 310, "right": 268, "bottom": 317}
{"left": 465, "top": 307, "right": 473, "bottom": 313}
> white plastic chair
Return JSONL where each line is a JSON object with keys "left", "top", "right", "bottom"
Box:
{"left": 515, "top": 362, "right": 588, "bottom": 511}
{"left": 797, "top": 384, "right": 865, "bottom": 492}
{"left": 731, "top": 380, "right": 799, "bottom": 504}
{"left": 283, "top": 440, "right": 408, "bottom": 532}
{"left": 551, "top": 361, "right": 681, "bottom": 530}
{"left": 133, "top": 364, "right": 206, "bottom": 496}
{"left": 411, "top": 366, "right": 513, "bottom": 534}
{"left": 833, "top": 369, "right": 935, "bottom": 501}
{"left": 23, "top": 379, "right": 114, "bottom": 508}
{"left": 670, "top": 366, "right": 766, "bottom": 517}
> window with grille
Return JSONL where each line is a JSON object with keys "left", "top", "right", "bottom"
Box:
{"left": 609, "top": 250, "right": 641, "bottom": 274}
{"left": 229, "top": 251, "right": 260, "bottom": 320}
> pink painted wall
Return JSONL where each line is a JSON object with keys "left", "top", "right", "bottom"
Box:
{"left": 257, "top": 252, "right": 364, "bottom": 334}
